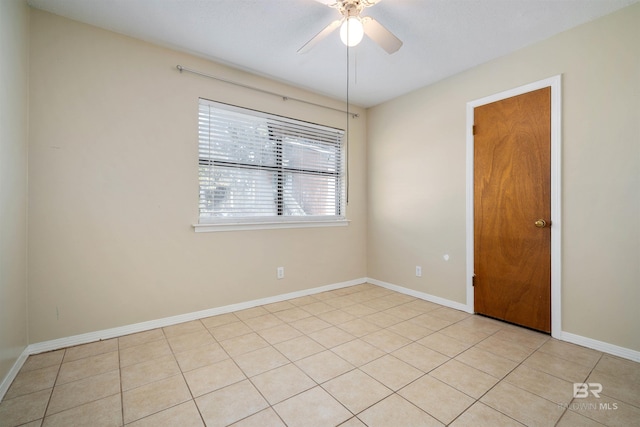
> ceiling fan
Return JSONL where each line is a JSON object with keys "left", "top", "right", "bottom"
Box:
{"left": 298, "top": 0, "right": 403, "bottom": 54}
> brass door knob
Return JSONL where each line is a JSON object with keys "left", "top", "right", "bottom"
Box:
{"left": 534, "top": 219, "right": 548, "bottom": 228}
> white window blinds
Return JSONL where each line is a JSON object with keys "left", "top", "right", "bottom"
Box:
{"left": 198, "top": 99, "right": 346, "bottom": 224}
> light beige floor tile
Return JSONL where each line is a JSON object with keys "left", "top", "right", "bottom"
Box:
{"left": 399, "top": 375, "right": 475, "bottom": 424}
{"left": 220, "top": 332, "right": 269, "bottom": 357}
{"left": 5, "top": 364, "right": 58, "bottom": 399}
{"left": 449, "top": 402, "right": 524, "bottom": 427}
{"left": 121, "top": 354, "right": 180, "bottom": 391}
{"left": 289, "top": 316, "right": 331, "bottom": 334}
{"left": 317, "top": 309, "right": 357, "bottom": 325}
{"left": 331, "top": 339, "right": 386, "bottom": 367}
{"left": 593, "top": 354, "right": 640, "bottom": 382}
{"left": 0, "top": 388, "right": 51, "bottom": 427}
{"left": 409, "top": 314, "right": 454, "bottom": 331}
{"left": 56, "top": 351, "right": 119, "bottom": 385}
{"left": 537, "top": 339, "right": 602, "bottom": 368}
{"left": 21, "top": 350, "right": 65, "bottom": 372}
{"left": 480, "top": 381, "right": 565, "bottom": 427}
{"left": 162, "top": 320, "right": 205, "bottom": 337}
{"left": 323, "top": 369, "right": 392, "bottom": 414}
{"left": 200, "top": 312, "right": 240, "bottom": 329}
{"left": 287, "top": 295, "right": 320, "bottom": 307}
{"left": 234, "top": 346, "right": 289, "bottom": 377}
{"left": 340, "top": 303, "right": 378, "bottom": 317}
{"left": 122, "top": 374, "right": 191, "bottom": 424}
{"left": 455, "top": 347, "right": 518, "bottom": 379}
{"left": 119, "top": 339, "right": 172, "bottom": 368}
{"left": 174, "top": 342, "right": 228, "bottom": 372}
{"left": 250, "top": 363, "right": 316, "bottom": 405}
{"left": 362, "top": 312, "right": 402, "bottom": 328}
{"left": 523, "top": 350, "right": 593, "bottom": 383}
{"left": 126, "top": 400, "right": 204, "bottom": 427}
{"left": 47, "top": 370, "right": 120, "bottom": 416}
{"left": 183, "top": 358, "right": 246, "bottom": 397}
{"left": 295, "top": 350, "right": 354, "bottom": 383}
{"left": 230, "top": 408, "right": 286, "bottom": 427}
{"left": 565, "top": 394, "right": 640, "bottom": 426}
{"left": 337, "top": 318, "right": 381, "bottom": 337}
{"left": 454, "top": 315, "right": 505, "bottom": 335}
{"left": 63, "top": 339, "right": 117, "bottom": 363}
{"left": 391, "top": 342, "right": 449, "bottom": 373}
{"left": 361, "top": 329, "right": 411, "bottom": 353}
{"left": 242, "top": 313, "right": 285, "bottom": 331}
{"left": 357, "top": 394, "right": 443, "bottom": 427}
{"left": 234, "top": 306, "right": 270, "bottom": 320}
{"left": 196, "top": 380, "right": 268, "bottom": 427}
{"left": 166, "top": 330, "right": 216, "bottom": 353}
{"left": 418, "top": 332, "right": 471, "bottom": 357}
{"left": 361, "top": 297, "right": 403, "bottom": 311}
{"left": 324, "top": 296, "right": 358, "bottom": 309}
{"left": 42, "top": 393, "right": 121, "bottom": 427}
{"left": 587, "top": 369, "right": 640, "bottom": 407}
{"left": 430, "top": 359, "right": 499, "bottom": 399}
{"left": 438, "top": 323, "right": 490, "bottom": 345}
{"left": 301, "top": 301, "right": 335, "bottom": 315}
{"left": 428, "top": 307, "right": 470, "bottom": 322}
{"left": 13, "top": 420, "right": 42, "bottom": 427}
{"left": 504, "top": 364, "right": 574, "bottom": 405}
{"left": 273, "top": 307, "right": 312, "bottom": 323}
{"left": 338, "top": 417, "right": 367, "bottom": 427}
{"left": 209, "top": 321, "right": 253, "bottom": 341}
{"left": 382, "top": 304, "right": 423, "bottom": 321}
{"left": 474, "top": 334, "right": 536, "bottom": 362}
{"left": 555, "top": 410, "right": 606, "bottom": 427}
{"left": 360, "top": 355, "right": 423, "bottom": 391}
{"left": 386, "top": 320, "right": 434, "bottom": 341}
{"left": 402, "top": 299, "right": 441, "bottom": 313}
{"left": 273, "top": 386, "right": 351, "bottom": 427}
{"left": 491, "top": 327, "right": 549, "bottom": 350}
{"left": 263, "top": 301, "right": 296, "bottom": 313}
{"left": 118, "top": 329, "right": 165, "bottom": 350}
{"left": 309, "top": 326, "right": 355, "bottom": 348}
{"left": 257, "top": 324, "right": 303, "bottom": 345}
{"left": 274, "top": 336, "right": 325, "bottom": 361}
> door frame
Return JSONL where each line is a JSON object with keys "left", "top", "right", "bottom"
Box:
{"left": 465, "top": 75, "right": 562, "bottom": 338}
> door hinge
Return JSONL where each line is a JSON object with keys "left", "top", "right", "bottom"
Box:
{"left": 472, "top": 125, "right": 476, "bottom": 135}
{"left": 472, "top": 275, "right": 476, "bottom": 287}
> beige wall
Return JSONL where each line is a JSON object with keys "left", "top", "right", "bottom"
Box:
{"left": 28, "top": 9, "right": 367, "bottom": 343}
{"left": 0, "top": 0, "right": 30, "bottom": 378}
{"left": 367, "top": 4, "right": 640, "bottom": 351}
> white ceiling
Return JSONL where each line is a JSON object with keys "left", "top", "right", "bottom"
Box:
{"left": 27, "top": 0, "right": 637, "bottom": 107}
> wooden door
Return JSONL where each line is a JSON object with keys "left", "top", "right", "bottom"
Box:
{"left": 474, "top": 87, "right": 551, "bottom": 332}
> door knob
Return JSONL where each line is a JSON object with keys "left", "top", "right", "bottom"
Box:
{"left": 534, "top": 219, "right": 548, "bottom": 228}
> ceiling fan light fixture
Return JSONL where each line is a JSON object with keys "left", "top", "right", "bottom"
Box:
{"left": 340, "top": 16, "right": 364, "bottom": 47}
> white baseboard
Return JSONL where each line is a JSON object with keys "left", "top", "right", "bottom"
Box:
{"left": 366, "top": 277, "right": 472, "bottom": 313}
{"left": 4, "top": 276, "right": 638, "bottom": 402}
{"left": 367, "top": 277, "right": 640, "bottom": 363}
{"left": 0, "top": 346, "right": 29, "bottom": 401}
{"left": 559, "top": 331, "right": 640, "bottom": 363}
{"left": 26, "top": 277, "right": 368, "bottom": 356}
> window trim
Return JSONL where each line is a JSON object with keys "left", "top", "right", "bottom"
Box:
{"left": 196, "top": 99, "right": 348, "bottom": 232}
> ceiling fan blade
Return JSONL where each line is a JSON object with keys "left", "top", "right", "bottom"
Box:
{"left": 361, "top": 16, "right": 403, "bottom": 54}
{"left": 297, "top": 19, "right": 342, "bottom": 54}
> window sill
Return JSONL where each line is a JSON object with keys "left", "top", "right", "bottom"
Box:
{"left": 193, "top": 219, "right": 350, "bottom": 233}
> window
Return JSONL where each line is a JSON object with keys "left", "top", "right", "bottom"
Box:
{"left": 196, "top": 99, "right": 346, "bottom": 231}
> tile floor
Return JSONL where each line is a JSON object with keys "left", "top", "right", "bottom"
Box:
{"left": 1, "top": 283, "right": 639, "bottom": 426}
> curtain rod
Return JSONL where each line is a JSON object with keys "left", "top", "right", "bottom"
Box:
{"left": 176, "top": 65, "right": 359, "bottom": 118}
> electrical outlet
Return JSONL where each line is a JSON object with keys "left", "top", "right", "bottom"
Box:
{"left": 416, "top": 266, "right": 422, "bottom": 277}
{"left": 277, "top": 267, "right": 285, "bottom": 279}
